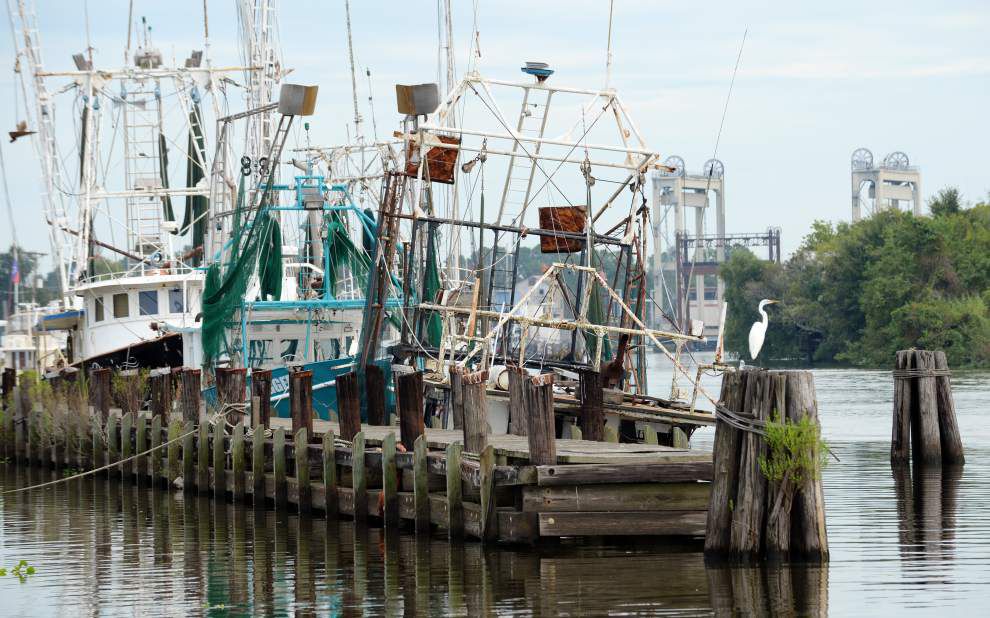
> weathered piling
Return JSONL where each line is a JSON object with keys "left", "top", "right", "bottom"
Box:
{"left": 251, "top": 369, "right": 272, "bottom": 428}
{"left": 181, "top": 369, "right": 201, "bottom": 423}
{"left": 1, "top": 367, "right": 15, "bottom": 407}
{"left": 150, "top": 369, "right": 172, "bottom": 418}
{"left": 506, "top": 367, "right": 528, "bottom": 436}
{"left": 449, "top": 366, "right": 464, "bottom": 430}
{"left": 289, "top": 369, "right": 314, "bottom": 435}
{"left": 216, "top": 367, "right": 247, "bottom": 423}
{"left": 397, "top": 371, "right": 425, "bottom": 451}
{"left": 336, "top": 372, "right": 361, "bottom": 441}
{"left": 578, "top": 369, "right": 605, "bottom": 442}
{"left": 706, "top": 368, "right": 828, "bottom": 563}
{"left": 92, "top": 368, "right": 111, "bottom": 421}
{"left": 892, "top": 349, "right": 964, "bottom": 465}
{"left": 461, "top": 371, "right": 488, "bottom": 454}
{"left": 365, "top": 365, "right": 387, "bottom": 425}
{"left": 525, "top": 374, "right": 557, "bottom": 465}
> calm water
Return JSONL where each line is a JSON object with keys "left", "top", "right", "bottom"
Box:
{"left": 1, "top": 357, "right": 989, "bottom": 616}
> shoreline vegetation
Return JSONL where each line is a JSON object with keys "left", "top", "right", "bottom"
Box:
{"left": 721, "top": 188, "right": 990, "bottom": 368}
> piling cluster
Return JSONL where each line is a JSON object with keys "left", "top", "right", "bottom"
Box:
{"left": 891, "top": 349, "right": 964, "bottom": 466}
{"left": 705, "top": 368, "right": 828, "bottom": 562}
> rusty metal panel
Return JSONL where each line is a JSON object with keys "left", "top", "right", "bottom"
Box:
{"left": 538, "top": 206, "right": 587, "bottom": 253}
{"left": 404, "top": 135, "right": 460, "bottom": 185}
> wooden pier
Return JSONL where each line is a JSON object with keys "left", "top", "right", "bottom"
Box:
{"left": 0, "top": 370, "right": 713, "bottom": 545}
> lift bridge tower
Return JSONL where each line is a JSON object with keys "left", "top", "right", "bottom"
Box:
{"left": 651, "top": 156, "right": 781, "bottom": 342}
{"left": 851, "top": 148, "right": 922, "bottom": 221}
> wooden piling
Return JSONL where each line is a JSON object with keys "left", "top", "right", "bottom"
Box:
{"left": 784, "top": 371, "right": 828, "bottom": 561}
{"left": 891, "top": 350, "right": 912, "bottom": 464}
{"left": 366, "top": 365, "right": 387, "bottom": 425}
{"left": 446, "top": 442, "right": 464, "bottom": 539}
{"left": 181, "top": 369, "right": 201, "bottom": 423}
{"left": 120, "top": 413, "right": 133, "bottom": 480}
{"left": 933, "top": 351, "right": 964, "bottom": 464}
{"left": 730, "top": 370, "right": 771, "bottom": 558}
{"left": 461, "top": 371, "right": 489, "bottom": 454}
{"left": 479, "top": 444, "right": 497, "bottom": 541}
{"left": 705, "top": 370, "right": 745, "bottom": 556}
{"left": 232, "top": 423, "right": 246, "bottom": 502}
{"left": 273, "top": 427, "right": 287, "bottom": 508}
{"left": 352, "top": 431, "right": 367, "bottom": 524}
{"left": 251, "top": 369, "right": 272, "bottom": 428}
{"left": 912, "top": 350, "right": 942, "bottom": 465}
{"left": 135, "top": 414, "right": 147, "bottom": 480}
{"left": 150, "top": 370, "right": 172, "bottom": 419}
{"left": 295, "top": 428, "right": 310, "bottom": 514}
{"left": 382, "top": 432, "right": 399, "bottom": 529}
{"left": 289, "top": 370, "right": 314, "bottom": 435}
{"left": 449, "top": 366, "right": 464, "bottom": 430}
{"left": 182, "top": 420, "right": 196, "bottom": 492}
{"left": 107, "top": 414, "right": 119, "bottom": 473}
{"left": 525, "top": 374, "right": 557, "bottom": 466}
{"left": 214, "top": 423, "right": 226, "bottom": 499}
{"left": 506, "top": 367, "right": 528, "bottom": 436}
{"left": 217, "top": 367, "right": 247, "bottom": 424}
{"left": 413, "top": 435, "right": 429, "bottom": 533}
{"left": 336, "top": 371, "right": 361, "bottom": 442}
{"left": 397, "top": 371, "right": 425, "bottom": 451}
{"left": 578, "top": 369, "right": 605, "bottom": 442}
{"left": 167, "top": 419, "right": 182, "bottom": 484}
{"left": 322, "top": 431, "right": 337, "bottom": 517}
{"left": 252, "top": 427, "right": 265, "bottom": 503}
{"left": 197, "top": 423, "right": 210, "bottom": 494}
{"left": 93, "top": 368, "right": 111, "bottom": 421}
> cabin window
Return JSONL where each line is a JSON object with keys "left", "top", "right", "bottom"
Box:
{"left": 112, "top": 293, "right": 129, "bottom": 318}
{"left": 169, "top": 288, "right": 184, "bottom": 313}
{"left": 93, "top": 297, "right": 104, "bottom": 322}
{"left": 139, "top": 290, "right": 159, "bottom": 316}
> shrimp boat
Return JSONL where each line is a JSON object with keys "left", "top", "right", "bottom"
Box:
{"left": 355, "top": 63, "right": 718, "bottom": 444}
{"left": 7, "top": 1, "right": 283, "bottom": 372}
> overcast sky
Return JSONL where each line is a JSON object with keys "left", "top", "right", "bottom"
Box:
{"left": 1, "top": 0, "right": 988, "bottom": 267}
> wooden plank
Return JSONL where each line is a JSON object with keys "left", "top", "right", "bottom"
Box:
{"left": 295, "top": 428, "right": 310, "bottom": 513}
{"left": 352, "top": 431, "right": 367, "bottom": 524}
{"left": 523, "top": 482, "right": 709, "bottom": 512}
{"left": 537, "top": 511, "right": 707, "bottom": 537}
{"left": 382, "top": 432, "right": 399, "bottom": 529}
{"left": 322, "top": 431, "right": 337, "bottom": 517}
{"left": 446, "top": 442, "right": 464, "bottom": 539}
{"left": 537, "top": 461, "right": 712, "bottom": 486}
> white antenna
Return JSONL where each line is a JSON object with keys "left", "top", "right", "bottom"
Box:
{"left": 343, "top": 0, "right": 363, "bottom": 143}
{"left": 604, "top": 0, "right": 614, "bottom": 89}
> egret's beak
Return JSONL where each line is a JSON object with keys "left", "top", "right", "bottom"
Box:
{"left": 767, "top": 299, "right": 780, "bottom": 305}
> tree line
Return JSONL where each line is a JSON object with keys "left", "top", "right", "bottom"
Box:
{"left": 720, "top": 188, "right": 990, "bottom": 367}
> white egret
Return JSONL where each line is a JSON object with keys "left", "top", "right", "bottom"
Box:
{"left": 748, "top": 299, "right": 779, "bottom": 360}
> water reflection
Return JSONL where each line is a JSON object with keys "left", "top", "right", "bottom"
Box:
{"left": 893, "top": 464, "right": 962, "bottom": 567}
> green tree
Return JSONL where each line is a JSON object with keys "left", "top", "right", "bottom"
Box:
{"left": 928, "top": 186, "right": 962, "bottom": 217}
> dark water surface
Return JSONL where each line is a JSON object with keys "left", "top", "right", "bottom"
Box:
{"left": 1, "top": 359, "right": 988, "bottom": 616}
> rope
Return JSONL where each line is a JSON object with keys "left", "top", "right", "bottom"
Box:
{"left": 892, "top": 369, "right": 951, "bottom": 379}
